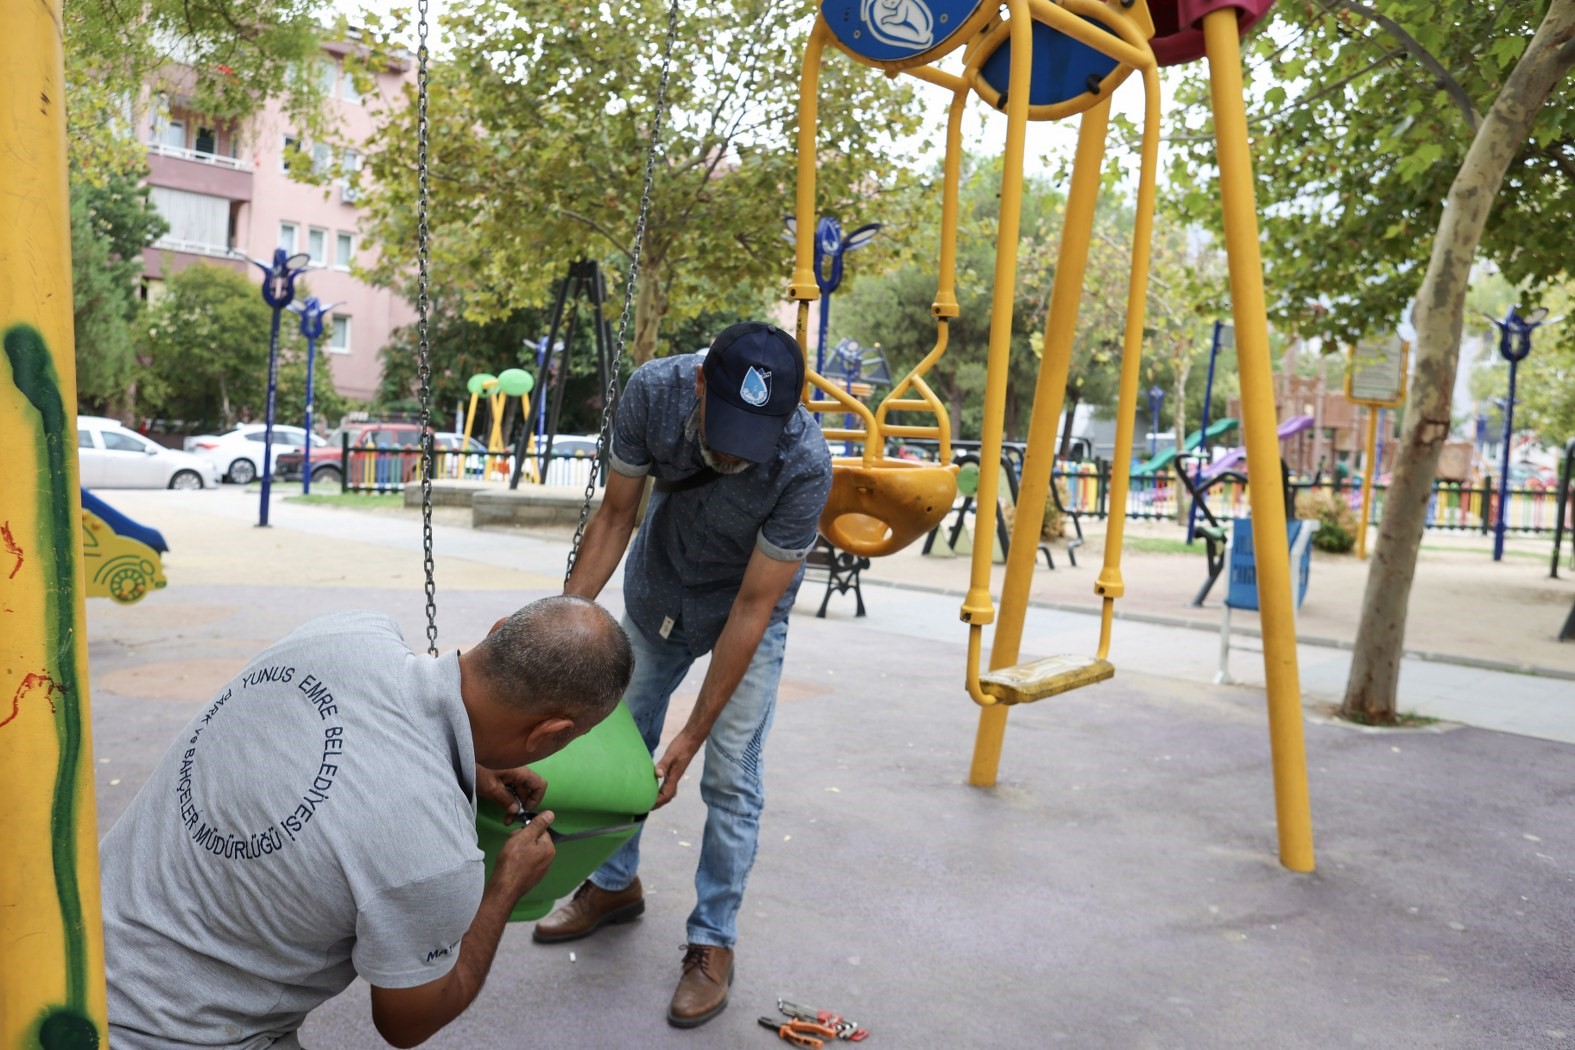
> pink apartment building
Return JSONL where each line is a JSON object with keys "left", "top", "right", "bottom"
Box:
{"left": 143, "top": 44, "right": 414, "bottom": 403}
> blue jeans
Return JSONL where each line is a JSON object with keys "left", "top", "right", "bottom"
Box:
{"left": 591, "top": 614, "right": 787, "bottom": 948}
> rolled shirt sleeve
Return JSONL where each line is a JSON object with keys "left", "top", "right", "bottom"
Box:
{"left": 351, "top": 860, "right": 482, "bottom": 989}
{"left": 757, "top": 459, "right": 833, "bottom": 562}
{"left": 609, "top": 367, "right": 654, "bottom": 478}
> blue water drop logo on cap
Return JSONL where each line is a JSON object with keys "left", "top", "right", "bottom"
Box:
{"left": 740, "top": 366, "right": 772, "bottom": 408}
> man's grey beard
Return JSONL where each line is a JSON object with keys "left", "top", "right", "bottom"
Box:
{"left": 687, "top": 406, "right": 753, "bottom": 475}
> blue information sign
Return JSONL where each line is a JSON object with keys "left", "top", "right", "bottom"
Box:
{"left": 821, "top": 0, "right": 989, "bottom": 67}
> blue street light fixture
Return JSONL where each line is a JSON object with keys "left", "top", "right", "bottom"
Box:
{"left": 240, "top": 247, "right": 313, "bottom": 526}
{"left": 1147, "top": 384, "right": 1165, "bottom": 458}
{"left": 783, "top": 216, "right": 881, "bottom": 373}
{"left": 1483, "top": 305, "right": 1558, "bottom": 561}
{"left": 287, "top": 296, "right": 344, "bottom": 495}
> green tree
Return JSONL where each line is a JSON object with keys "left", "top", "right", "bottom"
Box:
{"left": 71, "top": 170, "right": 167, "bottom": 416}
{"left": 137, "top": 265, "right": 346, "bottom": 432}
{"left": 63, "top": 0, "right": 335, "bottom": 185}
{"left": 838, "top": 154, "right": 1064, "bottom": 444}
{"left": 359, "top": 0, "right": 926, "bottom": 367}
{"left": 1163, "top": 0, "right": 1575, "bottom": 723}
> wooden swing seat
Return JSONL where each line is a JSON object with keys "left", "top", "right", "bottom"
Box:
{"left": 978, "top": 653, "right": 1114, "bottom": 705}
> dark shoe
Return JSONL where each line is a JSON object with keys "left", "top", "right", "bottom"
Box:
{"left": 667, "top": 943, "right": 734, "bottom": 1028}
{"left": 532, "top": 878, "right": 645, "bottom": 944}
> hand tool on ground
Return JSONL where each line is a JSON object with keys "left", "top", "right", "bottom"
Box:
{"left": 778, "top": 998, "right": 869, "bottom": 1041}
{"left": 759, "top": 1016, "right": 836, "bottom": 1048}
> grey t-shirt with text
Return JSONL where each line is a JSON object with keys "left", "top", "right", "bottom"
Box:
{"left": 100, "top": 610, "right": 483, "bottom": 1049}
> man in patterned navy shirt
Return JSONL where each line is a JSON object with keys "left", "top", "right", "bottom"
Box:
{"left": 537, "top": 321, "right": 832, "bottom": 1028}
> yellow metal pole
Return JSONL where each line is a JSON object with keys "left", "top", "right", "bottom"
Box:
{"left": 1357, "top": 405, "right": 1378, "bottom": 560}
{"left": 958, "top": 0, "right": 1034, "bottom": 636}
{"left": 1, "top": 0, "right": 110, "bottom": 1043}
{"left": 969, "top": 100, "right": 1113, "bottom": 787}
{"left": 1203, "top": 9, "right": 1315, "bottom": 872}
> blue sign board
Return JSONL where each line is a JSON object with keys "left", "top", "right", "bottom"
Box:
{"left": 821, "top": 0, "right": 987, "bottom": 66}
{"left": 1225, "top": 518, "right": 1313, "bottom": 612}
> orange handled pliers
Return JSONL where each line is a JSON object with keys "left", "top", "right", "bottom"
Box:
{"left": 758, "top": 1016, "right": 838, "bottom": 1048}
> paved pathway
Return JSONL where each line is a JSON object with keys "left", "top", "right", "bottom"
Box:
{"left": 83, "top": 488, "right": 1575, "bottom": 1049}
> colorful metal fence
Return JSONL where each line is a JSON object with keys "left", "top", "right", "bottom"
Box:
{"left": 339, "top": 442, "right": 605, "bottom": 494}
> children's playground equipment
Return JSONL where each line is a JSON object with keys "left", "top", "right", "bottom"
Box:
{"left": 1134, "top": 416, "right": 1238, "bottom": 476}
{"left": 1201, "top": 414, "right": 1314, "bottom": 482}
{"left": 510, "top": 259, "right": 617, "bottom": 490}
{"left": 1215, "top": 517, "right": 1318, "bottom": 684}
{"left": 790, "top": 0, "right": 1312, "bottom": 871}
{"left": 463, "top": 368, "right": 536, "bottom": 480}
{"left": 79, "top": 489, "right": 169, "bottom": 605}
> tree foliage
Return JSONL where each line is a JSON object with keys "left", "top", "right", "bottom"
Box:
{"left": 359, "top": 0, "right": 927, "bottom": 367}
{"left": 64, "top": 0, "right": 335, "bottom": 184}
{"left": 72, "top": 170, "right": 167, "bottom": 416}
{"left": 1161, "top": 0, "right": 1575, "bottom": 345}
{"left": 136, "top": 264, "right": 346, "bottom": 431}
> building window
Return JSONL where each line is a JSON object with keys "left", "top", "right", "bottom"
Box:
{"left": 279, "top": 222, "right": 298, "bottom": 254}
{"left": 328, "top": 314, "right": 352, "bottom": 355}
{"left": 342, "top": 67, "right": 364, "bottom": 104}
{"left": 149, "top": 186, "right": 231, "bottom": 256}
{"left": 339, "top": 149, "right": 361, "bottom": 202}
{"left": 317, "top": 58, "right": 338, "bottom": 96}
{"left": 311, "top": 142, "right": 333, "bottom": 176}
{"left": 335, "top": 231, "right": 354, "bottom": 270}
{"left": 307, "top": 227, "right": 327, "bottom": 265}
{"left": 159, "top": 118, "right": 185, "bottom": 150}
{"left": 282, "top": 135, "right": 301, "bottom": 172}
{"left": 194, "top": 126, "right": 216, "bottom": 156}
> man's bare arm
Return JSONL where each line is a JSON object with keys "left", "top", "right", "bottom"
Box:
{"left": 367, "top": 815, "right": 555, "bottom": 1047}
{"left": 564, "top": 469, "right": 645, "bottom": 601}
{"left": 651, "top": 546, "right": 803, "bottom": 807}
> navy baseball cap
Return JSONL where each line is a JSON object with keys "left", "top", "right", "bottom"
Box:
{"left": 701, "top": 321, "right": 805, "bottom": 463}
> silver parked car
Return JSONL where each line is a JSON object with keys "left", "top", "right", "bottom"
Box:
{"left": 78, "top": 416, "right": 221, "bottom": 490}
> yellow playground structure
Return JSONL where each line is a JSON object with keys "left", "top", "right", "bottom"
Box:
{"left": 788, "top": 0, "right": 1313, "bottom": 871}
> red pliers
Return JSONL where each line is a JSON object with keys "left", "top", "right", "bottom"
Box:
{"left": 759, "top": 1016, "right": 839, "bottom": 1048}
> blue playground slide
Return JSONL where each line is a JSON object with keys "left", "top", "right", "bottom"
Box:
{"left": 1201, "top": 415, "right": 1315, "bottom": 482}
{"left": 1135, "top": 417, "right": 1239, "bottom": 476}
{"left": 80, "top": 488, "right": 168, "bottom": 552}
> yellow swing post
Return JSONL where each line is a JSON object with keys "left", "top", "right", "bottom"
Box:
{"left": 0, "top": 0, "right": 110, "bottom": 1042}
{"left": 969, "top": 97, "right": 1115, "bottom": 784}
{"left": 963, "top": 0, "right": 1160, "bottom": 723}
{"left": 1202, "top": 8, "right": 1313, "bottom": 872}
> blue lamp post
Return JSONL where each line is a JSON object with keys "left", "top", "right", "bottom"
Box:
{"left": 287, "top": 296, "right": 343, "bottom": 495}
{"left": 783, "top": 216, "right": 881, "bottom": 373}
{"left": 241, "top": 247, "right": 312, "bottom": 526}
{"left": 1484, "top": 306, "right": 1555, "bottom": 561}
{"left": 1147, "top": 384, "right": 1165, "bottom": 458}
{"left": 1186, "top": 321, "right": 1232, "bottom": 544}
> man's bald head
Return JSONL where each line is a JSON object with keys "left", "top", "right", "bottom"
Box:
{"left": 468, "top": 595, "right": 633, "bottom": 724}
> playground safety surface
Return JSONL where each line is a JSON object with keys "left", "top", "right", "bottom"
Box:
{"left": 88, "top": 489, "right": 1575, "bottom": 1049}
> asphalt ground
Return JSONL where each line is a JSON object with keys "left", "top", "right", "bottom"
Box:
{"left": 85, "top": 487, "right": 1575, "bottom": 1049}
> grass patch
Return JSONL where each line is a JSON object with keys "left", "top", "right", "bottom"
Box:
{"left": 1341, "top": 708, "right": 1441, "bottom": 728}
{"left": 1120, "top": 536, "right": 1198, "bottom": 556}
{"left": 283, "top": 492, "right": 407, "bottom": 510}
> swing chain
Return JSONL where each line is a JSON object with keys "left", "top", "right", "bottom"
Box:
{"left": 416, "top": 0, "right": 438, "bottom": 656}
{"left": 564, "top": 0, "right": 682, "bottom": 587}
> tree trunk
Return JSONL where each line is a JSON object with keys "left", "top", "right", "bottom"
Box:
{"left": 1058, "top": 389, "right": 1082, "bottom": 458}
{"left": 631, "top": 256, "right": 667, "bottom": 366}
{"left": 1342, "top": 0, "right": 1575, "bottom": 723}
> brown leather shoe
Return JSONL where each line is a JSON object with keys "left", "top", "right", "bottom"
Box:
{"left": 667, "top": 943, "right": 734, "bottom": 1028}
{"left": 531, "top": 878, "right": 644, "bottom": 944}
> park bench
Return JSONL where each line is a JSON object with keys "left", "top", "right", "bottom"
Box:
{"left": 805, "top": 536, "right": 869, "bottom": 618}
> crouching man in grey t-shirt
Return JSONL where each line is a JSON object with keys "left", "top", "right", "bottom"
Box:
{"left": 99, "top": 595, "right": 633, "bottom": 1049}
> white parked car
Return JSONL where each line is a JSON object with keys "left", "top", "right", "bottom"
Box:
{"left": 78, "top": 417, "right": 221, "bottom": 490}
{"left": 184, "top": 423, "right": 322, "bottom": 484}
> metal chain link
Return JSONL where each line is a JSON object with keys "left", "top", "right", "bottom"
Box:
{"left": 564, "top": 0, "right": 684, "bottom": 587}
{"left": 416, "top": 0, "right": 438, "bottom": 656}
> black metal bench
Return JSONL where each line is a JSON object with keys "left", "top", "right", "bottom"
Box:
{"left": 805, "top": 537, "right": 868, "bottom": 618}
